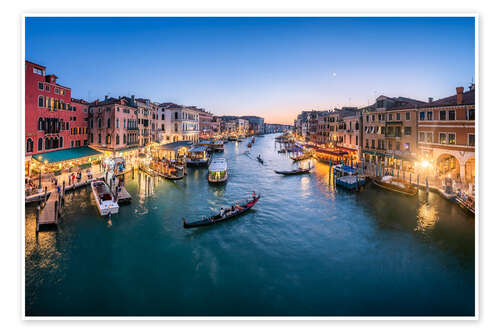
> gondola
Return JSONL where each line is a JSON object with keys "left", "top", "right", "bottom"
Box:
{"left": 182, "top": 195, "right": 260, "bottom": 229}
{"left": 257, "top": 156, "right": 264, "bottom": 164}
{"left": 274, "top": 167, "right": 312, "bottom": 175}
{"left": 247, "top": 143, "right": 252, "bottom": 148}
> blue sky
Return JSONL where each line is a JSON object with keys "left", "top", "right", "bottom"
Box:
{"left": 25, "top": 17, "right": 475, "bottom": 124}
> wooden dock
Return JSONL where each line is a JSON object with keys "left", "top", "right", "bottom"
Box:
{"left": 36, "top": 192, "right": 62, "bottom": 233}
{"left": 116, "top": 186, "right": 132, "bottom": 204}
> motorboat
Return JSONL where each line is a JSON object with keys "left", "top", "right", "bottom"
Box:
{"left": 186, "top": 146, "right": 209, "bottom": 167}
{"left": 208, "top": 157, "right": 228, "bottom": 183}
{"left": 91, "top": 179, "right": 119, "bottom": 216}
{"left": 373, "top": 175, "right": 418, "bottom": 196}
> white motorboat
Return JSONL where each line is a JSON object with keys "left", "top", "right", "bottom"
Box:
{"left": 91, "top": 179, "right": 119, "bottom": 216}
{"left": 208, "top": 157, "right": 228, "bottom": 183}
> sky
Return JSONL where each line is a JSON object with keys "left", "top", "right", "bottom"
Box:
{"left": 25, "top": 17, "right": 475, "bottom": 124}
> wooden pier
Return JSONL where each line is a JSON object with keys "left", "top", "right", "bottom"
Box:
{"left": 116, "top": 186, "right": 132, "bottom": 204}
{"left": 36, "top": 192, "right": 62, "bottom": 233}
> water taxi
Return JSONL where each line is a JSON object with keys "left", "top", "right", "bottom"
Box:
{"left": 372, "top": 175, "right": 418, "bottom": 196}
{"left": 208, "top": 157, "right": 228, "bottom": 183}
{"left": 210, "top": 140, "right": 224, "bottom": 152}
{"left": 186, "top": 146, "right": 210, "bottom": 167}
{"left": 91, "top": 179, "right": 119, "bottom": 216}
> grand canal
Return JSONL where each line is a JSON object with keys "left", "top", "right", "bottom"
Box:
{"left": 25, "top": 133, "right": 475, "bottom": 316}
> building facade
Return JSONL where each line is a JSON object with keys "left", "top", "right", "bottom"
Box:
{"left": 417, "top": 86, "right": 475, "bottom": 187}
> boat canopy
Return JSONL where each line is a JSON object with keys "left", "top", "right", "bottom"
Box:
{"left": 31, "top": 146, "right": 102, "bottom": 164}
{"left": 209, "top": 158, "right": 227, "bottom": 172}
{"left": 188, "top": 146, "right": 208, "bottom": 153}
{"left": 315, "top": 148, "right": 348, "bottom": 155}
{"left": 198, "top": 140, "right": 212, "bottom": 145}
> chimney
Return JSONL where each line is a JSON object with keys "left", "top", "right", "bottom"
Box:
{"left": 456, "top": 87, "right": 464, "bottom": 105}
{"left": 428, "top": 97, "right": 433, "bottom": 103}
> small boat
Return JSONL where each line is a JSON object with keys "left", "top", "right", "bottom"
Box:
{"left": 275, "top": 167, "right": 312, "bottom": 175}
{"left": 455, "top": 192, "right": 475, "bottom": 215}
{"left": 182, "top": 194, "right": 260, "bottom": 229}
{"left": 210, "top": 140, "right": 224, "bottom": 152}
{"left": 278, "top": 148, "right": 286, "bottom": 153}
{"left": 208, "top": 157, "right": 228, "bottom": 183}
{"left": 336, "top": 175, "right": 367, "bottom": 190}
{"left": 372, "top": 175, "right": 418, "bottom": 196}
{"left": 91, "top": 179, "right": 119, "bottom": 216}
{"left": 186, "top": 146, "right": 209, "bottom": 167}
{"left": 247, "top": 142, "right": 252, "bottom": 148}
{"left": 257, "top": 155, "right": 264, "bottom": 164}
{"left": 251, "top": 137, "right": 255, "bottom": 144}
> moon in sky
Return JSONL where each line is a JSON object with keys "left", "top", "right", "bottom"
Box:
{"left": 332, "top": 72, "right": 337, "bottom": 77}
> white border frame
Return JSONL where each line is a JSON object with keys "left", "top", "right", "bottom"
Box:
{"left": 20, "top": 12, "right": 479, "bottom": 321}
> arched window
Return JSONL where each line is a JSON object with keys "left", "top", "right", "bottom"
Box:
{"left": 106, "top": 134, "right": 111, "bottom": 144}
{"left": 90, "top": 119, "right": 93, "bottom": 128}
{"left": 90, "top": 133, "right": 93, "bottom": 143}
{"left": 38, "top": 96, "right": 44, "bottom": 107}
{"left": 107, "top": 118, "right": 110, "bottom": 129}
{"left": 45, "top": 137, "right": 50, "bottom": 150}
{"left": 123, "top": 134, "right": 126, "bottom": 145}
{"left": 174, "top": 123, "right": 178, "bottom": 132}
{"left": 53, "top": 137, "right": 58, "bottom": 149}
{"left": 59, "top": 137, "right": 63, "bottom": 148}
{"left": 175, "top": 112, "right": 178, "bottom": 120}
{"left": 98, "top": 118, "right": 102, "bottom": 128}
{"left": 26, "top": 138, "right": 33, "bottom": 153}
{"left": 38, "top": 118, "right": 43, "bottom": 131}
{"left": 116, "top": 134, "right": 119, "bottom": 145}
{"left": 38, "top": 138, "right": 43, "bottom": 151}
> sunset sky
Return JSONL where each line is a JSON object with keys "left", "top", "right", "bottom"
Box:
{"left": 26, "top": 16, "right": 475, "bottom": 124}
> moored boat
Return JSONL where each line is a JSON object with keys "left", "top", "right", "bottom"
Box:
{"left": 208, "top": 157, "right": 228, "bottom": 183}
{"left": 257, "top": 155, "right": 264, "bottom": 164}
{"left": 186, "top": 146, "right": 209, "bottom": 167}
{"left": 372, "top": 175, "right": 418, "bottom": 196}
{"left": 291, "top": 151, "right": 312, "bottom": 161}
{"left": 182, "top": 194, "right": 260, "bottom": 228}
{"left": 91, "top": 179, "right": 119, "bottom": 216}
{"left": 336, "top": 175, "right": 367, "bottom": 190}
{"left": 210, "top": 140, "right": 224, "bottom": 152}
{"left": 455, "top": 192, "right": 475, "bottom": 215}
{"left": 247, "top": 142, "right": 252, "bottom": 148}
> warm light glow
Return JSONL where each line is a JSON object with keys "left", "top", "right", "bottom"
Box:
{"left": 421, "top": 160, "right": 430, "bottom": 168}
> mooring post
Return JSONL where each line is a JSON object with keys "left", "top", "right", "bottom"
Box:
{"left": 417, "top": 174, "right": 420, "bottom": 188}
{"left": 36, "top": 205, "right": 40, "bottom": 233}
{"left": 426, "top": 176, "right": 429, "bottom": 193}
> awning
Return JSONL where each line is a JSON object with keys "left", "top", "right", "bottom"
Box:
{"left": 155, "top": 141, "right": 192, "bottom": 151}
{"left": 31, "top": 146, "right": 102, "bottom": 164}
{"left": 188, "top": 146, "right": 207, "bottom": 153}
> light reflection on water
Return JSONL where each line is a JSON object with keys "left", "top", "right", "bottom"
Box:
{"left": 25, "top": 133, "right": 475, "bottom": 316}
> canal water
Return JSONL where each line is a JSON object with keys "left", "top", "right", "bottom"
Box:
{"left": 25, "top": 133, "right": 475, "bottom": 316}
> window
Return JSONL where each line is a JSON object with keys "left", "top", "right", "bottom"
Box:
{"left": 38, "top": 138, "right": 43, "bottom": 151}
{"left": 38, "top": 118, "right": 43, "bottom": 131}
{"left": 396, "top": 113, "right": 400, "bottom": 120}
{"left": 123, "top": 119, "right": 126, "bottom": 129}
{"left": 419, "top": 112, "right": 425, "bottom": 121}
{"left": 468, "top": 134, "right": 475, "bottom": 146}
{"left": 426, "top": 132, "right": 433, "bottom": 143}
{"left": 33, "top": 67, "right": 43, "bottom": 75}
{"left": 107, "top": 118, "right": 111, "bottom": 128}
{"left": 448, "top": 133, "right": 456, "bottom": 145}
{"left": 162, "top": 114, "right": 165, "bottom": 120}
{"left": 427, "top": 111, "right": 433, "bottom": 120}
{"left": 406, "top": 112, "right": 411, "bottom": 120}
{"left": 45, "top": 85, "right": 49, "bottom": 91}
{"left": 388, "top": 113, "right": 393, "bottom": 121}
{"left": 448, "top": 110, "right": 456, "bottom": 120}
{"left": 98, "top": 134, "right": 101, "bottom": 144}
{"left": 116, "top": 119, "right": 119, "bottom": 128}
{"left": 71, "top": 141, "right": 74, "bottom": 148}
{"left": 395, "top": 142, "right": 400, "bottom": 151}
{"left": 90, "top": 133, "right": 94, "bottom": 143}
{"left": 366, "top": 139, "right": 369, "bottom": 148}
{"left": 116, "top": 134, "right": 120, "bottom": 145}
{"left": 59, "top": 137, "right": 63, "bottom": 148}
{"left": 467, "top": 109, "right": 475, "bottom": 120}
{"left": 439, "top": 133, "right": 447, "bottom": 144}
{"left": 38, "top": 96, "right": 44, "bottom": 107}
{"left": 123, "top": 134, "right": 126, "bottom": 144}
{"left": 98, "top": 118, "right": 102, "bottom": 128}
{"left": 419, "top": 132, "right": 425, "bottom": 142}
{"left": 38, "top": 82, "right": 43, "bottom": 90}
{"left": 439, "top": 110, "right": 446, "bottom": 120}
{"left": 26, "top": 138, "right": 33, "bottom": 153}
{"left": 404, "top": 127, "right": 411, "bottom": 135}
{"left": 90, "top": 119, "right": 93, "bottom": 128}
{"left": 45, "top": 137, "right": 50, "bottom": 150}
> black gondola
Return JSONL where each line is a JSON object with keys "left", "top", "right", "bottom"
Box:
{"left": 274, "top": 167, "right": 312, "bottom": 175}
{"left": 182, "top": 195, "right": 260, "bottom": 229}
{"left": 257, "top": 156, "right": 264, "bottom": 164}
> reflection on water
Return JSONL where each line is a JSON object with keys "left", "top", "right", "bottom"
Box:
{"left": 25, "top": 133, "right": 475, "bottom": 316}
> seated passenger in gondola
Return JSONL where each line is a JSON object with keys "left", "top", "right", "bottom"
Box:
{"left": 220, "top": 207, "right": 225, "bottom": 218}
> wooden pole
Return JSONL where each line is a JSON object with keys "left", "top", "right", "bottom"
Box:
{"left": 426, "top": 176, "right": 429, "bottom": 193}
{"left": 36, "top": 205, "right": 40, "bottom": 233}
